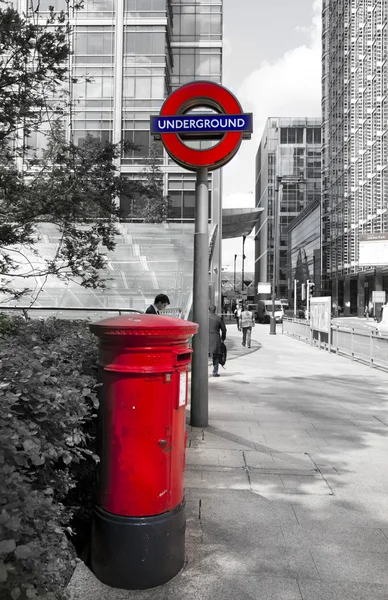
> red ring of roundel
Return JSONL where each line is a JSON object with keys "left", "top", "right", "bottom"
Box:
{"left": 160, "top": 81, "right": 244, "bottom": 170}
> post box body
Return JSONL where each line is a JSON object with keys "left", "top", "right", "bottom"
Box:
{"left": 89, "top": 314, "right": 198, "bottom": 590}
{"left": 97, "top": 342, "right": 191, "bottom": 517}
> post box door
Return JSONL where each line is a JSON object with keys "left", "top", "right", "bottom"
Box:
{"left": 99, "top": 371, "right": 175, "bottom": 517}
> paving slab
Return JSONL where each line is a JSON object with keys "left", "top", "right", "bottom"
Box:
{"left": 298, "top": 579, "right": 388, "bottom": 600}
{"left": 68, "top": 324, "right": 388, "bottom": 600}
{"left": 185, "top": 466, "right": 250, "bottom": 490}
{"left": 167, "top": 573, "right": 303, "bottom": 600}
{"left": 280, "top": 522, "right": 388, "bottom": 552}
{"left": 310, "top": 547, "right": 388, "bottom": 584}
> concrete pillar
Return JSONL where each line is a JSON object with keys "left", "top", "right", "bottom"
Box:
{"left": 344, "top": 275, "right": 351, "bottom": 317}
{"left": 375, "top": 268, "right": 383, "bottom": 291}
{"left": 357, "top": 272, "right": 365, "bottom": 318}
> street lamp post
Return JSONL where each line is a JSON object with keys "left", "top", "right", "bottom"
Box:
{"left": 294, "top": 279, "right": 299, "bottom": 319}
{"left": 270, "top": 177, "right": 281, "bottom": 335}
{"left": 233, "top": 254, "right": 237, "bottom": 292}
{"left": 241, "top": 235, "right": 246, "bottom": 300}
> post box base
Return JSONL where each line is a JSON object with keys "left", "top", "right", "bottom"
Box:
{"left": 90, "top": 501, "right": 186, "bottom": 590}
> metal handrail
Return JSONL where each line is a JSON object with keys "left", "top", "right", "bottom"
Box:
{"left": 0, "top": 306, "right": 183, "bottom": 319}
{"left": 282, "top": 316, "right": 388, "bottom": 372}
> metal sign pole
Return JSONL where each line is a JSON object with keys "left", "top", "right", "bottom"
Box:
{"left": 190, "top": 166, "right": 209, "bottom": 427}
{"left": 151, "top": 81, "right": 253, "bottom": 429}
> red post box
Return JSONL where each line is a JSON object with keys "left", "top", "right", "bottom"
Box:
{"left": 89, "top": 314, "right": 198, "bottom": 590}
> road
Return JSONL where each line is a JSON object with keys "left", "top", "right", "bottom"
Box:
{"left": 332, "top": 316, "right": 380, "bottom": 332}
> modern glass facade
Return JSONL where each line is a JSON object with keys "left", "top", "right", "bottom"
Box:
{"left": 23, "top": 0, "right": 222, "bottom": 224}
{"left": 254, "top": 117, "right": 322, "bottom": 299}
{"left": 14, "top": 0, "right": 223, "bottom": 310}
{"left": 322, "top": 0, "right": 388, "bottom": 308}
{"left": 287, "top": 199, "right": 321, "bottom": 305}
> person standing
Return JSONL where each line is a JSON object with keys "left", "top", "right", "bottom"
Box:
{"left": 364, "top": 304, "right": 369, "bottom": 320}
{"left": 145, "top": 293, "right": 170, "bottom": 314}
{"left": 209, "top": 304, "right": 226, "bottom": 377}
{"left": 240, "top": 304, "right": 255, "bottom": 348}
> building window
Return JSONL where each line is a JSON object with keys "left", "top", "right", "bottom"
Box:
{"left": 74, "top": 28, "right": 115, "bottom": 63}
{"left": 306, "top": 128, "right": 321, "bottom": 144}
{"left": 167, "top": 174, "right": 212, "bottom": 221}
{"left": 171, "top": 2, "right": 222, "bottom": 42}
{"left": 125, "top": 0, "right": 165, "bottom": 15}
{"left": 280, "top": 127, "right": 304, "bottom": 144}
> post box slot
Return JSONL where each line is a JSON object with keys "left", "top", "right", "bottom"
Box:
{"left": 176, "top": 352, "right": 191, "bottom": 362}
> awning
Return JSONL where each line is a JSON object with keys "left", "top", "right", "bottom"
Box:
{"left": 222, "top": 208, "right": 263, "bottom": 239}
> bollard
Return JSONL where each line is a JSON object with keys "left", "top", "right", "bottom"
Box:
{"left": 89, "top": 314, "right": 198, "bottom": 590}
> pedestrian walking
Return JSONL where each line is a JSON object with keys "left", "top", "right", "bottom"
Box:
{"left": 145, "top": 293, "right": 170, "bottom": 314}
{"left": 209, "top": 304, "right": 226, "bottom": 377}
{"left": 240, "top": 304, "right": 255, "bottom": 348}
{"left": 378, "top": 304, "right": 385, "bottom": 322}
{"left": 234, "top": 303, "right": 242, "bottom": 331}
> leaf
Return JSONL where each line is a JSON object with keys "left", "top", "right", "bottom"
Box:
{"left": 7, "top": 517, "right": 21, "bottom": 532}
{"left": 0, "top": 539, "right": 16, "bottom": 556}
{"left": 23, "top": 439, "right": 39, "bottom": 452}
{"left": 30, "top": 454, "right": 45, "bottom": 466}
{"left": 61, "top": 452, "right": 72, "bottom": 465}
{"left": 15, "top": 544, "right": 37, "bottom": 559}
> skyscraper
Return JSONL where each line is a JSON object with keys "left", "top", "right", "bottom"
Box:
{"left": 322, "top": 0, "right": 388, "bottom": 315}
{"left": 47, "top": 0, "right": 223, "bottom": 225}
{"left": 16, "top": 0, "right": 223, "bottom": 310}
{"left": 255, "top": 117, "right": 322, "bottom": 299}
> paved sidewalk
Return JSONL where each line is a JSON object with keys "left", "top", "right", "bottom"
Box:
{"left": 68, "top": 323, "right": 388, "bottom": 600}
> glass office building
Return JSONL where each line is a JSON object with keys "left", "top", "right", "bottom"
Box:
{"left": 322, "top": 0, "right": 388, "bottom": 315}
{"left": 287, "top": 199, "right": 321, "bottom": 306}
{"left": 254, "top": 118, "right": 322, "bottom": 299}
{"left": 23, "top": 0, "right": 222, "bottom": 220}
{"left": 12, "top": 0, "right": 223, "bottom": 311}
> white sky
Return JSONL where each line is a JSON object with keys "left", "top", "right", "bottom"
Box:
{"left": 221, "top": 0, "right": 323, "bottom": 272}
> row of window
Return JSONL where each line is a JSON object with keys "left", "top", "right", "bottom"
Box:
{"left": 280, "top": 127, "right": 322, "bottom": 145}
{"left": 171, "top": 4, "right": 222, "bottom": 41}
{"left": 74, "top": 28, "right": 169, "bottom": 58}
{"left": 125, "top": 0, "right": 166, "bottom": 12}
{"left": 120, "top": 189, "right": 212, "bottom": 222}
{"left": 172, "top": 48, "right": 221, "bottom": 78}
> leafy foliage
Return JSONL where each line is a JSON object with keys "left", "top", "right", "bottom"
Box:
{"left": 0, "top": 315, "right": 99, "bottom": 600}
{"left": 0, "top": 126, "right": 144, "bottom": 296}
{"left": 123, "top": 144, "right": 171, "bottom": 223}
{"left": 0, "top": 1, "right": 147, "bottom": 301}
{"left": 0, "top": 0, "right": 71, "bottom": 147}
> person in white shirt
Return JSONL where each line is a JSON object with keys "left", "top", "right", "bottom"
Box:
{"left": 240, "top": 304, "right": 255, "bottom": 348}
{"left": 234, "top": 303, "right": 242, "bottom": 331}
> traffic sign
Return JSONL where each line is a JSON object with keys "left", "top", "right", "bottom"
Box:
{"left": 151, "top": 114, "right": 252, "bottom": 136}
{"left": 151, "top": 81, "right": 252, "bottom": 171}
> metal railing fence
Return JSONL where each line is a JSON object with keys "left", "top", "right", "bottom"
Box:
{"left": 282, "top": 317, "right": 388, "bottom": 372}
{"left": 0, "top": 306, "right": 183, "bottom": 320}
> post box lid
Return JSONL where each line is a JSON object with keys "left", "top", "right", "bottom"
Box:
{"left": 90, "top": 313, "right": 198, "bottom": 340}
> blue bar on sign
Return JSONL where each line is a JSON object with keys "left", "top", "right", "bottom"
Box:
{"left": 151, "top": 113, "right": 252, "bottom": 135}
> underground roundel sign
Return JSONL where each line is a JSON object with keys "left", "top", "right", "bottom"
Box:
{"left": 150, "top": 81, "right": 252, "bottom": 172}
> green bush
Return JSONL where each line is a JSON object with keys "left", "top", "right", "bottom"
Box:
{"left": 0, "top": 315, "right": 99, "bottom": 600}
